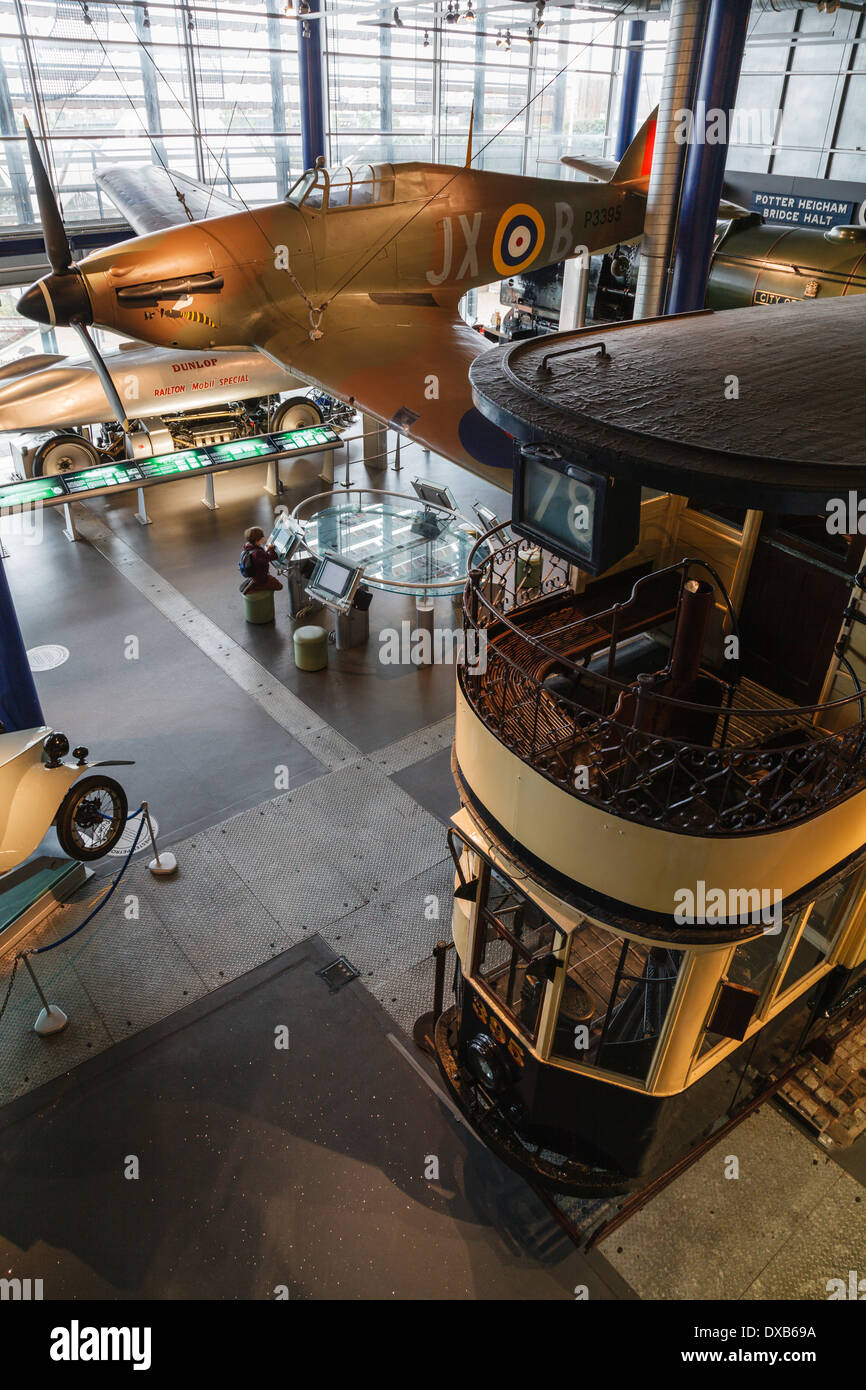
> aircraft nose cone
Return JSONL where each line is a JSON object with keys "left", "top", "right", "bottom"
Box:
{"left": 17, "top": 271, "right": 92, "bottom": 327}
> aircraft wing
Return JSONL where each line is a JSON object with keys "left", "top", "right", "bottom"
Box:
{"left": 96, "top": 164, "right": 242, "bottom": 235}
{"left": 257, "top": 296, "right": 514, "bottom": 494}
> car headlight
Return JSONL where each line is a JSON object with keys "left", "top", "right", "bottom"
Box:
{"left": 466, "top": 1032, "right": 513, "bottom": 1095}
{"left": 42, "top": 732, "right": 70, "bottom": 768}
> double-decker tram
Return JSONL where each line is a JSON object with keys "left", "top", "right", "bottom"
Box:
{"left": 432, "top": 297, "right": 866, "bottom": 1194}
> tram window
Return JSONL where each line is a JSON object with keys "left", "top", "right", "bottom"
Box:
{"left": 552, "top": 922, "right": 683, "bottom": 1082}
{"left": 473, "top": 867, "right": 559, "bottom": 1043}
{"left": 686, "top": 499, "right": 748, "bottom": 531}
{"left": 697, "top": 896, "right": 841, "bottom": 1057}
{"left": 775, "top": 877, "right": 853, "bottom": 998}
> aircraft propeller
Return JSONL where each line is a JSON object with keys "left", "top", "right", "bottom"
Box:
{"left": 19, "top": 120, "right": 131, "bottom": 432}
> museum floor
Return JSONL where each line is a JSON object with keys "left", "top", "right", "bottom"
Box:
{"left": 1, "top": 427, "right": 864, "bottom": 1300}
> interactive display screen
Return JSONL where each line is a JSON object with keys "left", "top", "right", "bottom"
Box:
{"left": 307, "top": 553, "right": 364, "bottom": 607}
{"left": 267, "top": 515, "right": 300, "bottom": 562}
{"left": 411, "top": 477, "right": 456, "bottom": 511}
{"left": 0, "top": 477, "right": 68, "bottom": 508}
{"left": 63, "top": 463, "right": 143, "bottom": 493}
{"left": 317, "top": 558, "right": 356, "bottom": 598}
{"left": 137, "top": 449, "right": 211, "bottom": 478}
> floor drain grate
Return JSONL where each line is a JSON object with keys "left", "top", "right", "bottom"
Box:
{"left": 317, "top": 956, "right": 361, "bottom": 992}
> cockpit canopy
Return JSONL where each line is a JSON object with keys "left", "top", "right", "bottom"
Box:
{"left": 286, "top": 161, "right": 396, "bottom": 211}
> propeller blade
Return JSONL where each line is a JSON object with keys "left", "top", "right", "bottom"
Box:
{"left": 72, "top": 323, "right": 131, "bottom": 433}
{"left": 23, "top": 117, "right": 72, "bottom": 276}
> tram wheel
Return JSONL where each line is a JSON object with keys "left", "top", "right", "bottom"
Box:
{"left": 55, "top": 775, "right": 128, "bottom": 861}
{"left": 32, "top": 433, "right": 101, "bottom": 478}
{"left": 272, "top": 396, "right": 324, "bottom": 432}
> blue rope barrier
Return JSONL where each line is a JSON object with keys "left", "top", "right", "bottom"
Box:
{"left": 30, "top": 817, "right": 146, "bottom": 954}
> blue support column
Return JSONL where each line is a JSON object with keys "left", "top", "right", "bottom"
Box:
{"left": 615, "top": 19, "right": 646, "bottom": 160}
{"left": 0, "top": 555, "right": 43, "bottom": 733}
{"left": 666, "top": 0, "right": 750, "bottom": 314}
{"left": 299, "top": 2, "right": 326, "bottom": 171}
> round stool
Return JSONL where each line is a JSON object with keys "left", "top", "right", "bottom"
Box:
{"left": 516, "top": 547, "right": 542, "bottom": 593}
{"left": 293, "top": 624, "right": 328, "bottom": 671}
{"left": 243, "top": 588, "right": 275, "bottom": 624}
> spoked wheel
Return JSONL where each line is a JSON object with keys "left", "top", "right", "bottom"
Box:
{"left": 55, "top": 775, "right": 128, "bottom": 861}
{"left": 272, "top": 395, "right": 324, "bottom": 432}
{"left": 32, "top": 433, "right": 101, "bottom": 477}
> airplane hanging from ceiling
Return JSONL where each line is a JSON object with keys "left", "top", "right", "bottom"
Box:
{"left": 10, "top": 114, "right": 667, "bottom": 489}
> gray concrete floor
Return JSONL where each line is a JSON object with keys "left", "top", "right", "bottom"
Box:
{"left": 2, "top": 432, "right": 863, "bottom": 1301}
{"left": 0, "top": 937, "right": 633, "bottom": 1300}
{"left": 600, "top": 1105, "right": 866, "bottom": 1301}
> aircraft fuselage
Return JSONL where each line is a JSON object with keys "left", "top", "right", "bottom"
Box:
{"left": 26, "top": 163, "right": 645, "bottom": 356}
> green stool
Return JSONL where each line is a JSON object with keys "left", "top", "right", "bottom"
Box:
{"left": 516, "top": 547, "right": 542, "bottom": 594}
{"left": 243, "top": 588, "right": 275, "bottom": 624}
{"left": 293, "top": 624, "right": 328, "bottom": 671}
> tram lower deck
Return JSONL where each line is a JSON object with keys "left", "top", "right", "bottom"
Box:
{"left": 434, "top": 506, "right": 866, "bottom": 1192}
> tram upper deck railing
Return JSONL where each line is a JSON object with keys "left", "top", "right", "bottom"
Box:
{"left": 460, "top": 531, "right": 866, "bottom": 837}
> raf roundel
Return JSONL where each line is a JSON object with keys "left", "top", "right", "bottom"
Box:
{"left": 493, "top": 203, "right": 546, "bottom": 276}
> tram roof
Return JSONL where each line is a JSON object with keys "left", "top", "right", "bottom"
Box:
{"left": 469, "top": 295, "right": 866, "bottom": 514}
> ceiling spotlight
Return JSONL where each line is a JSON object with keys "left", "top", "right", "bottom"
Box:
{"left": 445, "top": 1, "right": 457, "bottom": 21}
{"left": 298, "top": 0, "right": 310, "bottom": 14}
{"left": 393, "top": 6, "right": 404, "bottom": 26}
{"left": 536, "top": 1, "right": 545, "bottom": 29}
{"left": 495, "top": 28, "right": 502, "bottom": 46}
{"left": 284, "top": 0, "right": 293, "bottom": 11}
{"left": 504, "top": 28, "right": 512, "bottom": 51}
{"left": 423, "top": 28, "right": 430, "bottom": 46}
{"left": 142, "top": 4, "right": 150, "bottom": 28}
{"left": 526, "top": 25, "right": 533, "bottom": 42}
{"left": 465, "top": 2, "right": 475, "bottom": 19}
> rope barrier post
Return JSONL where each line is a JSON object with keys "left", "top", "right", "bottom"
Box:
{"left": 394, "top": 432, "right": 402, "bottom": 474}
{"left": 342, "top": 435, "right": 351, "bottom": 490}
{"left": 22, "top": 952, "right": 68, "bottom": 1036}
{"left": 143, "top": 802, "right": 177, "bottom": 878}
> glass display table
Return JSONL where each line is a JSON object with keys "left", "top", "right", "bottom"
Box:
{"left": 290, "top": 488, "right": 491, "bottom": 601}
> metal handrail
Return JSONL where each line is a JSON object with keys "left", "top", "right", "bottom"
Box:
{"left": 465, "top": 528, "right": 866, "bottom": 724}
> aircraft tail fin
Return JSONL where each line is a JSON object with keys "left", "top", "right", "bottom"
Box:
{"left": 561, "top": 106, "right": 658, "bottom": 196}
{"left": 609, "top": 105, "right": 658, "bottom": 192}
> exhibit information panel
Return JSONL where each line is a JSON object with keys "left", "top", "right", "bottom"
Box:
{"left": 0, "top": 426, "right": 341, "bottom": 511}
{"left": 0, "top": 477, "right": 67, "bottom": 508}
{"left": 63, "top": 463, "right": 144, "bottom": 493}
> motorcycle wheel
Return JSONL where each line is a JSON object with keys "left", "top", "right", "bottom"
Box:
{"left": 32, "top": 433, "right": 101, "bottom": 477}
{"left": 272, "top": 396, "right": 324, "bottom": 431}
{"left": 55, "top": 775, "right": 129, "bottom": 861}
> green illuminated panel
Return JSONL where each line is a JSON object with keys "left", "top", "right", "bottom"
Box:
{"left": 209, "top": 437, "right": 274, "bottom": 464}
{"left": 270, "top": 426, "right": 339, "bottom": 451}
{"left": 63, "top": 463, "right": 142, "bottom": 493}
{"left": 137, "top": 449, "right": 211, "bottom": 479}
{"left": 0, "top": 478, "right": 67, "bottom": 507}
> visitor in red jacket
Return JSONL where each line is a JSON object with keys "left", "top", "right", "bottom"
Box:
{"left": 240, "top": 526, "right": 284, "bottom": 593}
